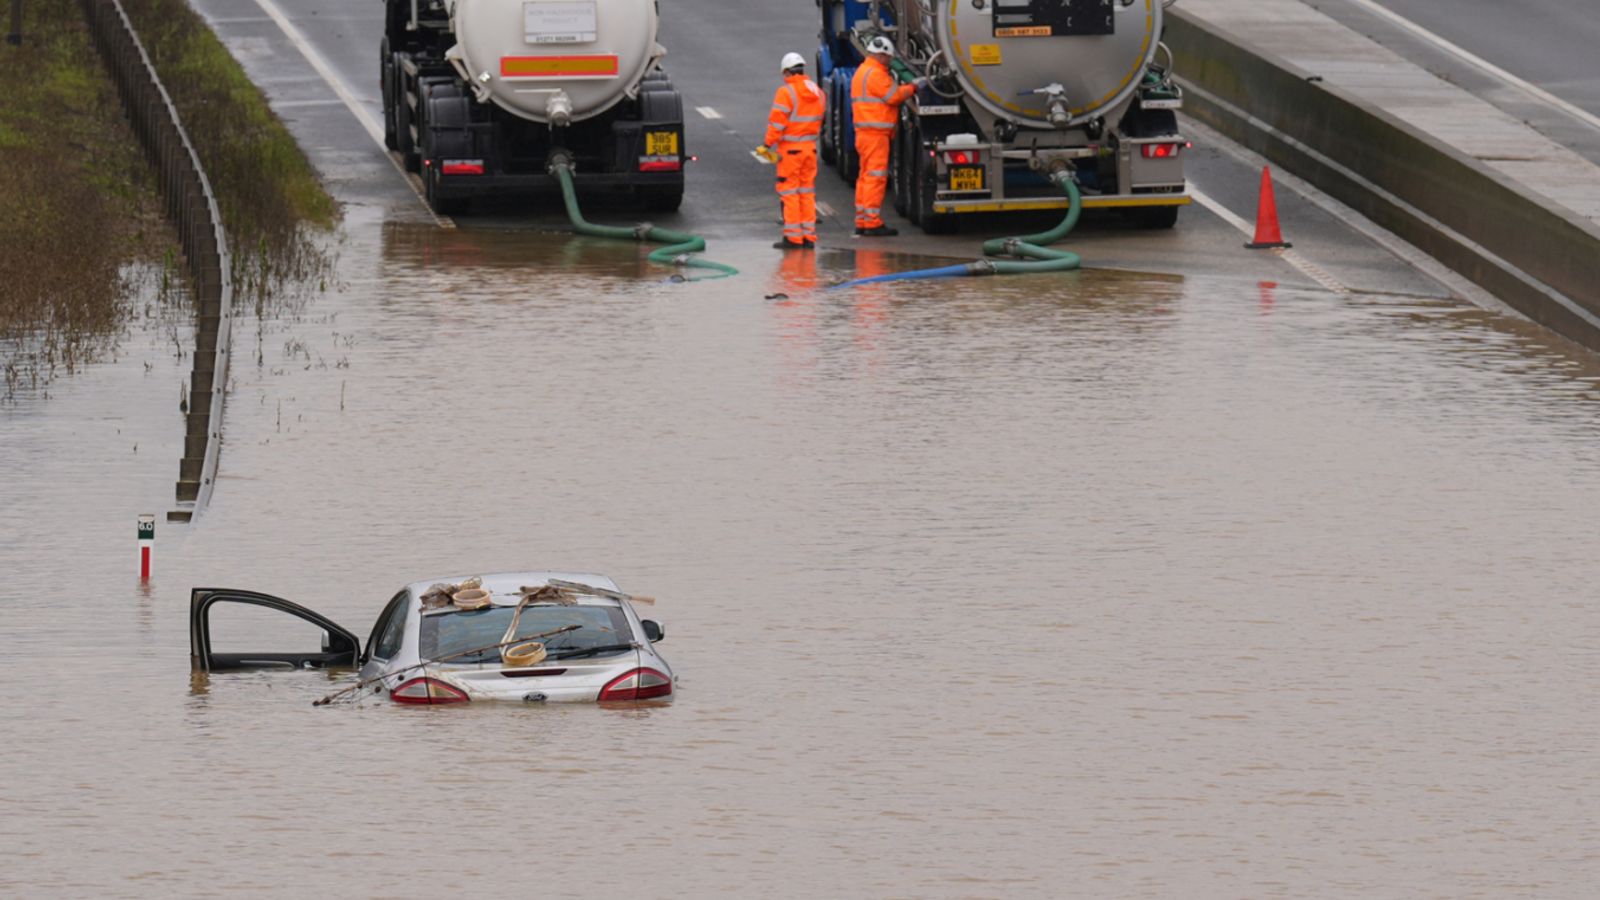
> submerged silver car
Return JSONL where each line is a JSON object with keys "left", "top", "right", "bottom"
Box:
{"left": 189, "top": 571, "right": 674, "bottom": 704}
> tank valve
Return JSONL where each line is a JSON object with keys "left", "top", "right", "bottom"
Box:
{"left": 1022, "top": 83, "right": 1072, "bottom": 128}
{"left": 546, "top": 91, "right": 574, "bottom": 128}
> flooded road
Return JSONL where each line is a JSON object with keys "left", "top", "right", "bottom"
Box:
{"left": 6, "top": 200, "right": 1600, "bottom": 895}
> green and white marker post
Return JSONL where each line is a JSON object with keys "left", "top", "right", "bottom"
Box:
{"left": 138, "top": 514, "right": 155, "bottom": 580}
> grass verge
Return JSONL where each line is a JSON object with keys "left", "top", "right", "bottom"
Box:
{"left": 0, "top": 0, "right": 172, "bottom": 400}
{"left": 118, "top": 0, "right": 339, "bottom": 303}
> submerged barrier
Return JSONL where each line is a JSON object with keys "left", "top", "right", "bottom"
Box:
{"left": 80, "top": 0, "right": 234, "bottom": 522}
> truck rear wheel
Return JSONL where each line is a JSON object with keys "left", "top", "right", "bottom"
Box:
{"left": 381, "top": 39, "right": 397, "bottom": 150}
{"left": 911, "top": 120, "right": 954, "bottom": 235}
{"left": 392, "top": 55, "right": 419, "bottom": 171}
{"left": 819, "top": 60, "right": 837, "bottom": 166}
{"left": 835, "top": 77, "right": 858, "bottom": 184}
{"left": 891, "top": 117, "right": 913, "bottom": 219}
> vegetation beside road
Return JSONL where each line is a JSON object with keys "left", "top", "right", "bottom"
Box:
{"left": 0, "top": 0, "right": 171, "bottom": 399}
{"left": 121, "top": 0, "right": 338, "bottom": 299}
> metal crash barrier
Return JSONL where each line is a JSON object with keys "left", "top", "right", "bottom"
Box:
{"left": 79, "top": 0, "right": 234, "bottom": 523}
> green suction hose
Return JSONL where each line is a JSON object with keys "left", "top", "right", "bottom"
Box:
{"left": 834, "top": 169, "right": 1083, "bottom": 288}
{"left": 550, "top": 156, "right": 738, "bottom": 279}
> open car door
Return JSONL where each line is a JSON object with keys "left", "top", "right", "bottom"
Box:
{"left": 190, "top": 588, "right": 361, "bottom": 672}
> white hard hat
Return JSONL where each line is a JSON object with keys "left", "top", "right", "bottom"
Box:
{"left": 780, "top": 52, "right": 806, "bottom": 72}
{"left": 866, "top": 36, "right": 895, "bottom": 57}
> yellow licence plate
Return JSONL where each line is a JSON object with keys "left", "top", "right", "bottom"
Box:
{"left": 949, "top": 166, "right": 985, "bottom": 192}
{"left": 646, "top": 131, "right": 680, "bottom": 156}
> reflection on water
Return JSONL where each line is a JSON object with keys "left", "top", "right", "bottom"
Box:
{"left": 5, "top": 219, "right": 1600, "bottom": 897}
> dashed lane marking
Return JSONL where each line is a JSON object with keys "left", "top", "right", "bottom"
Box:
{"left": 1188, "top": 186, "right": 1350, "bottom": 294}
{"left": 695, "top": 106, "right": 723, "bottom": 119}
{"left": 247, "top": 0, "right": 454, "bottom": 229}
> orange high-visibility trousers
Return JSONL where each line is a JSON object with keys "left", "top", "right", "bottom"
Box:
{"left": 854, "top": 133, "right": 891, "bottom": 229}
{"left": 777, "top": 145, "right": 818, "bottom": 245}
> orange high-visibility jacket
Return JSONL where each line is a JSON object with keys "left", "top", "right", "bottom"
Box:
{"left": 850, "top": 57, "right": 915, "bottom": 134}
{"left": 766, "top": 74, "right": 826, "bottom": 147}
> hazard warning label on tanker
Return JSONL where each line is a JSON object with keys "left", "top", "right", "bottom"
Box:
{"left": 969, "top": 44, "right": 1003, "bottom": 65}
{"left": 992, "top": 0, "right": 1116, "bottom": 37}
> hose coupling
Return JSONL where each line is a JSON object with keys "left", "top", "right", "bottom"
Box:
{"left": 967, "top": 259, "right": 998, "bottom": 276}
{"left": 547, "top": 151, "right": 574, "bottom": 175}
{"left": 1001, "top": 239, "right": 1025, "bottom": 256}
{"left": 633, "top": 223, "right": 654, "bottom": 241}
{"left": 672, "top": 254, "right": 692, "bottom": 267}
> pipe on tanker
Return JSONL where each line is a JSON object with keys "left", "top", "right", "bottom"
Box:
{"left": 831, "top": 170, "right": 1084, "bottom": 289}
{"left": 549, "top": 157, "right": 737, "bottom": 280}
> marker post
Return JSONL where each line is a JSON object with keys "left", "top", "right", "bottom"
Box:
{"left": 138, "top": 514, "right": 155, "bottom": 580}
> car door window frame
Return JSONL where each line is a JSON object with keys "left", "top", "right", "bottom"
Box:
{"left": 190, "top": 588, "right": 360, "bottom": 672}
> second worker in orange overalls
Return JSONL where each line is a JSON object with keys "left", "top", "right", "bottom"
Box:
{"left": 851, "top": 36, "right": 922, "bottom": 237}
{"left": 761, "top": 52, "right": 826, "bottom": 250}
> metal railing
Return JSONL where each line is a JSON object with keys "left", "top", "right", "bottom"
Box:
{"left": 80, "top": 0, "right": 234, "bottom": 523}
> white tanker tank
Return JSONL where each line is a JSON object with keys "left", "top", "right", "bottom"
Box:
{"left": 444, "top": 0, "right": 664, "bottom": 126}
{"left": 381, "top": 0, "right": 685, "bottom": 215}
{"left": 818, "top": 0, "right": 1190, "bottom": 232}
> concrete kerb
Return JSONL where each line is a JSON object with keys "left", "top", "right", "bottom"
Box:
{"left": 1166, "top": 11, "right": 1600, "bottom": 348}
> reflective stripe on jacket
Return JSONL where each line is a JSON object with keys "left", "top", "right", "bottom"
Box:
{"left": 850, "top": 57, "right": 915, "bottom": 132}
{"left": 766, "top": 75, "right": 826, "bottom": 147}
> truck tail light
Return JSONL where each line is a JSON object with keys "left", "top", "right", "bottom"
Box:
{"left": 638, "top": 156, "right": 682, "bottom": 172}
{"left": 391, "top": 676, "right": 470, "bottom": 704}
{"left": 440, "top": 160, "right": 484, "bottom": 175}
{"left": 599, "top": 667, "right": 673, "bottom": 701}
{"left": 1140, "top": 143, "right": 1187, "bottom": 159}
{"left": 943, "top": 149, "right": 980, "bottom": 165}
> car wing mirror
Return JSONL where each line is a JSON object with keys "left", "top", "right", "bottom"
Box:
{"left": 641, "top": 619, "right": 664, "bottom": 643}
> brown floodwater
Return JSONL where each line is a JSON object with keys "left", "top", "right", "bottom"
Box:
{"left": 5, "top": 213, "right": 1600, "bottom": 897}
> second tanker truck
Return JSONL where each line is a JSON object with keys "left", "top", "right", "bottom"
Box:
{"left": 381, "top": 0, "right": 686, "bottom": 215}
{"left": 818, "top": 0, "right": 1189, "bottom": 232}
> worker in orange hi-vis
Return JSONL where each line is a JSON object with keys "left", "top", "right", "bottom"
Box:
{"left": 851, "top": 35, "right": 924, "bottom": 237}
{"left": 759, "top": 52, "right": 827, "bottom": 250}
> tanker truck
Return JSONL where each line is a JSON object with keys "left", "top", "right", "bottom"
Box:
{"left": 381, "top": 0, "right": 686, "bottom": 215}
{"left": 817, "top": 0, "right": 1189, "bottom": 232}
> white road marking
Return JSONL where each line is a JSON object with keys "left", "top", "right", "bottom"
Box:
{"left": 1345, "top": 0, "right": 1600, "bottom": 136}
{"left": 1185, "top": 117, "right": 1509, "bottom": 312}
{"left": 816, "top": 201, "right": 836, "bottom": 218}
{"left": 247, "top": 0, "right": 454, "bottom": 228}
{"left": 1188, "top": 186, "right": 1350, "bottom": 294}
{"left": 695, "top": 106, "right": 723, "bottom": 119}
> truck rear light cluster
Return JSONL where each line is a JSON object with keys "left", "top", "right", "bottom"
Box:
{"left": 944, "top": 149, "right": 981, "bottom": 165}
{"left": 391, "top": 676, "right": 470, "bottom": 704}
{"left": 598, "top": 667, "right": 673, "bottom": 701}
{"left": 1140, "top": 142, "right": 1189, "bottom": 159}
{"left": 440, "top": 160, "right": 485, "bottom": 175}
{"left": 638, "top": 156, "right": 682, "bottom": 172}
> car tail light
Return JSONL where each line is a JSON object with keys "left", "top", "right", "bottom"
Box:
{"left": 598, "top": 667, "right": 673, "bottom": 701}
{"left": 944, "top": 149, "right": 979, "bottom": 165}
{"left": 391, "top": 676, "right": 470, "bottom": 704}
{"left": 440, "top": 159, "right": 484, "bottom": 175}
{"left": 1140, "top": 143, "right": 1187, "bottom": 159}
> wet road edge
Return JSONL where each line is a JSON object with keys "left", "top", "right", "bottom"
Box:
{"left": 1167, "top": 9, "right": 1600, "bottom": 351}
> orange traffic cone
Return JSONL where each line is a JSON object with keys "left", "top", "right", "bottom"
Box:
{"left": 1246, "top": 166, "right": 1292, "bottom": 249}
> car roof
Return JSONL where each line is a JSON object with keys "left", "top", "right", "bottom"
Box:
{"left": 401, "top": 571, "right": 620, "bottom": 601}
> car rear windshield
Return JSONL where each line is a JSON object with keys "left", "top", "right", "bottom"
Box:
{"left": 419, "top": 604, "right": 633, "bottom": 664}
